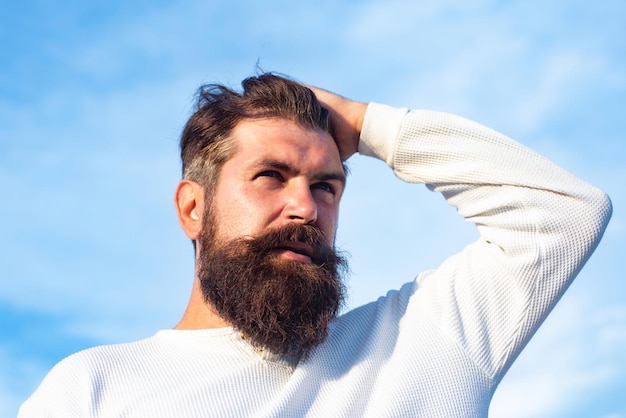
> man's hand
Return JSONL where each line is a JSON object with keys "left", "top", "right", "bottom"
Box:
{"left": 308, "top": 86, "right": 368, "bottom": 161}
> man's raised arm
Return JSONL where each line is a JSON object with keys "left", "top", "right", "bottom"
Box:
{"left": 310, "top": 85, "right": 612, "bottom": 381}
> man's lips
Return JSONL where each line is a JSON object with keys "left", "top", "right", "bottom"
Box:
{"left": 275, "top": 241, "right": 314, "bottom": 263}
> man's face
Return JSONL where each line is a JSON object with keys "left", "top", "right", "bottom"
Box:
{"left": 197, "top": 118, "right": 348, "bottom": 358}
{"left": 209, "top": 117, "right": 346, "bottom": 251}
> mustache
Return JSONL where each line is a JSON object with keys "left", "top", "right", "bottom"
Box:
{"left": 245, "top": 223, "right": 334, "bottom": 266}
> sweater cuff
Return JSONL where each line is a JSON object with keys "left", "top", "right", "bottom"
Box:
{"left": 358, "top": 102, "right": 410, "bottom": 167}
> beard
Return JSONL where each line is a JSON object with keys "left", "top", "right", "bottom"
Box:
{"left": 197, "top": 217, "right": 348, "bottom": 359}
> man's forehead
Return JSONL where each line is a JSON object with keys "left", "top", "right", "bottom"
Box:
{"left": 228, "top": 118, "right": 343, "bottom": 170}
{"left": 230, "top": 116, "right": 329, "bottom": 139}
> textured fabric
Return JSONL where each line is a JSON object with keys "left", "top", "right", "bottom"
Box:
{"left": 19, "top": 103, "right": 612, "bottom": 417}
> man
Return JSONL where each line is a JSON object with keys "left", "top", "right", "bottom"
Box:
{"left": 20, "top": 73, "right": 611, "bottom": 417}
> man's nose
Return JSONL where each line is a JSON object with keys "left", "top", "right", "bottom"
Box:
{"left": 283, "top": 181, "right": 318, "bottom": 225}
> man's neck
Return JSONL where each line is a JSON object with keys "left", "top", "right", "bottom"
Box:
{"left": 175, "top": 278, "right": 231, "bottom": 330}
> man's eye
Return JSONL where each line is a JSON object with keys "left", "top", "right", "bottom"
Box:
{"left": 312, "top": 182, "right": 335, "bottom": 194}
{"left": 257, "top": 170, "right": 282, "bottom": 180}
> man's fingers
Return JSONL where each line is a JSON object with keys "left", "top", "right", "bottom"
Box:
{"left": 307, "top": 85, "right": 367, "bottom": 161}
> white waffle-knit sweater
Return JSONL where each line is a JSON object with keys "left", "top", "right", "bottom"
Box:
{"left": 19, "top": 103, "right": 612, "bottom": 417}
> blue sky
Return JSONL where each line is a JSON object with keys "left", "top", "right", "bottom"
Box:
{"left": 1, "top": 1, "right": 624, "bottom": 416}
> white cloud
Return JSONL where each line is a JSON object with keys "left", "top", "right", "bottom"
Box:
{"left": 513, "top": 49, "right": 608, "bottom": 131}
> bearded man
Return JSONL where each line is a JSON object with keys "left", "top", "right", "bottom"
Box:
{"left": 20, "top": 73, "right": 611, "bottom": 417}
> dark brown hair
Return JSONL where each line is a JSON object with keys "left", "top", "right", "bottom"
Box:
{"left": 179, "top": 73, "right": 332, "bottom": 192}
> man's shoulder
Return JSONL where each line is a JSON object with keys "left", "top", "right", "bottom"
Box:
{"left": 19, "top": 334, "right": 161, "bottom": 417}
{"left": 324, "top": 280, "right": 420, "bottom": 344}
{"left": 47, "top": 333, "right": 161, "bottom": 382}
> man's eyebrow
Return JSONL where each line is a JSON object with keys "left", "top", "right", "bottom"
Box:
{"left": 313, "top": 172, "right": 346, "bottom": 186}
{"left": 251, "top": 158, "right": 346, "bottom": 185}
{"left": 250, "top": 159, "right": 296, "bottom": 175}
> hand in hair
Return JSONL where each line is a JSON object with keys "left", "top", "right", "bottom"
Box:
{"left": 307, "top": 86, "right": 367, "bottom": 161}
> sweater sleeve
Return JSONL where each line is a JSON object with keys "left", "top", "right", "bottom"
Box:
{"left": 358, "top": 102, "right": 612, "bottom": 381}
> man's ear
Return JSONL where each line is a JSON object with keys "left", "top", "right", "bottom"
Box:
{"left": 175, "top": 180, "right": 205, "bottom": 240}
